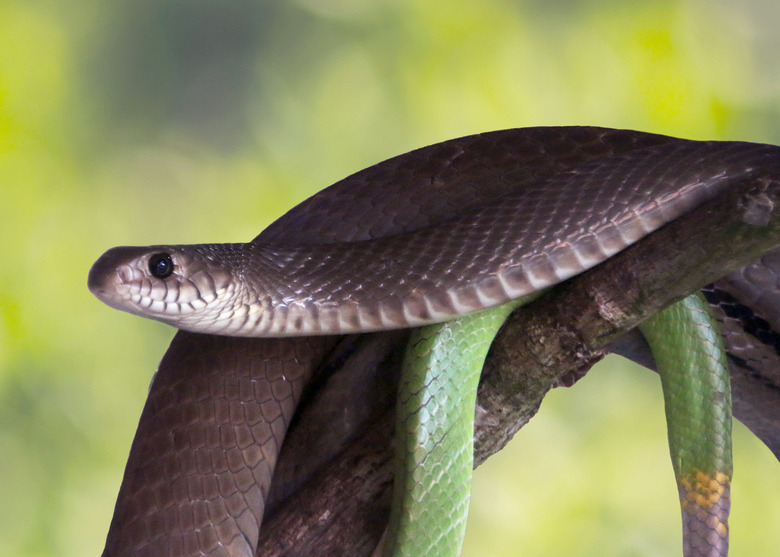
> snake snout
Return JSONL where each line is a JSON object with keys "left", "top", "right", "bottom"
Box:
{"left": 89, "top": 245, "right": 178, "bottom": 314}
{"left": 88, "top": 246, "right": 143, "bottom": 296}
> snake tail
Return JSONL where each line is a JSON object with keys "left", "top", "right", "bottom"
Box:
{"left": 383, "top": 302, "right": 520, "bottom": 557}
{"left": 640, "top": 293, "right": 733, "bottom": 557}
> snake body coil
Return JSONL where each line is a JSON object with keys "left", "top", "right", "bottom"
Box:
{"left": 89, "top": 127, "right": 780, "bottom": 556}
{"left": 89, "top": 130, "right": 778, "bottom": 337}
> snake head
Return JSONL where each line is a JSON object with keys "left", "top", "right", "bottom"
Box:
{"left": 88, "top": 244, "right": 247, "bottom": 333}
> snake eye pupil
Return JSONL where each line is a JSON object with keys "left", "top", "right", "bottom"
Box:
{"left": 148, "top": 253, "right": 174, "bottom": 279}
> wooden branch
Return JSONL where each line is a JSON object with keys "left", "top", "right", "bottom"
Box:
{"left": 256, "top": 174, "right": 780, "bottom": 556}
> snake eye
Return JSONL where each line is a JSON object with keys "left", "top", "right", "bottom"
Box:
{"left": 148, "top": 253, "right": 174, "bottom": 279}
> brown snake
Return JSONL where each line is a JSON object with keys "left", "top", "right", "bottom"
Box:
{"left": 89, "top": 127, "right": 780, "bottom": 555}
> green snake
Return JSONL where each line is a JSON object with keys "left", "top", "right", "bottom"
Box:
{"left": 88, "top": 127, "right": 780, "bottom": 556}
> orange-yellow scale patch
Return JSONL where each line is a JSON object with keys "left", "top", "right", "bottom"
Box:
{"left": 678, "top": 470, "right": 731, "bottom": 537}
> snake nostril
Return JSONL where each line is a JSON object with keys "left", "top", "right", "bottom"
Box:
{"left": 117, "top": 266, "right": 133, "bottom": 284}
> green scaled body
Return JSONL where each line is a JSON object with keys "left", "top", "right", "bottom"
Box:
{"left": 640, "top": 293, "right": 733, "bottom": 557}
{"left": 384, "top": 292, "right": 732, "bottom": 557}
{"left": 383, "top": 302, "right": 519, "bottom": 557}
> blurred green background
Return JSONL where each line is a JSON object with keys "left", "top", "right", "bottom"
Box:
{"left": 1, "top": 0, "right": 779, "bottom": 555}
